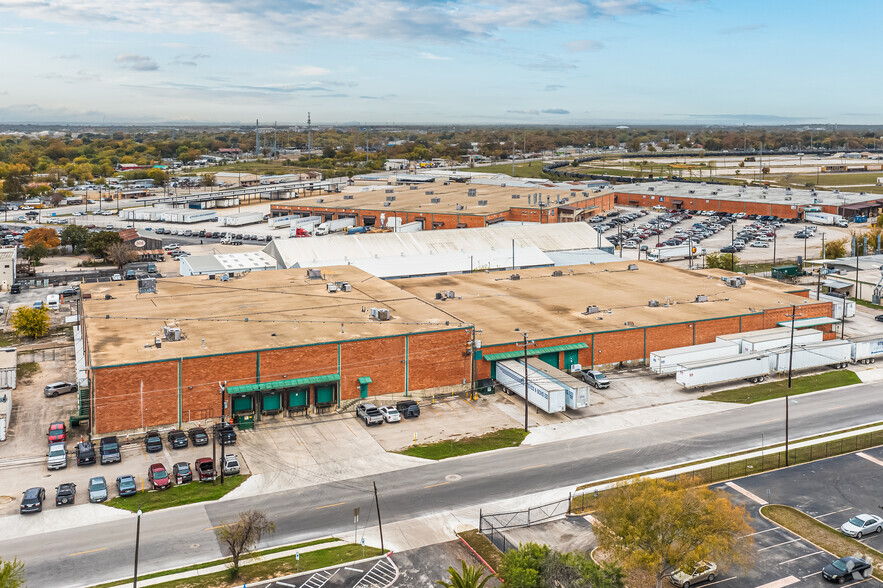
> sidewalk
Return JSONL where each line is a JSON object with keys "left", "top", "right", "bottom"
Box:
{"left": 104, "top": 539, "right": 347, "bottom": 588}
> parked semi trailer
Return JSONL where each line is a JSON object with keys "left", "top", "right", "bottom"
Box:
{"left": 495, "top": 360, "right": 566, "bottom": 414}
{"left": 649, "top": 340, "right": 741, "bottom": 375}
{"left": 715, "top": 327, "right": 791, "bottom": 346}
{"left": 525, "top": 358, "right": 590, "bottom": 409}
{"left": 647, "top": 243, "right": 705, "bottom": 263}
{"left": 851, "top": 334, "right": 883, "bottom": 364}
{"left": 739, "top": 329, "right": 822, "bottom": 354}
{"left": 315, "top": 218, "right": 356, "bottom": 236}
{"left": 675, "top": 353, "right": 770, "bottom": 388}
{"left": 768, "top": 340, "right": 852, "bottom": 373}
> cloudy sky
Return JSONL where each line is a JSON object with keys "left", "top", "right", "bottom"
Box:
{"left": 0, "top": 0, "right": 878, "bottom": 125}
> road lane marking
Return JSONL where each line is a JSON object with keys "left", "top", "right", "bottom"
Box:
{"left": 204, "top": 523, "right": 232, "bottom": 530}
{"left": 857, "top": 452, "right": 883, "bottom": 467}
{"left": 725, "top": 482, "right": 768, "bottom": 505}
{"left": 315, "top": 502, "right": 346, "bottom": 510}
{"left": 423, "top": 481, "right": 451, "bottom": 489}
{"left": 779, "top": 550, "right": 824, "bottom": 565}
{"left": 758, "top": 538, "right": 801, "bottom": 551}
{"left": 606, "top": 448, "right": 628, "bottom": 454}
{"left": 69, "top": 547, "right": 107, "bottom": 557}
{"left": 742, "top": 526, "right": 781, "bottom": 537}
{"left": 276, "top": 582, "right": 296, "bottom": 587}
{"left": 815, "top": 507, "right": 851, "bottom": 519}
{"left": 754, "top": 577, "right": 799, "bottom": 588}
{"left": 761, "top": 418, "right": 779, "bottom": 424}
{"left": 521, "top": 464, "right": 545, "bottom": 470}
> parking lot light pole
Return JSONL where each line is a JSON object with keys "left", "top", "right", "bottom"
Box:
{"left": 133, "top": 507, "right": 142, "bottom": 588}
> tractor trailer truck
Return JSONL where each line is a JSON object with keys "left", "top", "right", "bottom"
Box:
{"left": 315, "top": 218, "right": 356, "bottom": 236}
{"left": 675, "top": 353, "right": 771, "bottom": 388}
{"left": 804, "top": 211, "right": 848, "bottom": 227}
{"left": 647, "top": 243, "right": 705, "bottom": 263}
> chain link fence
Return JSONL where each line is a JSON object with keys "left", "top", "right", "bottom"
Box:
{"left": 479, "top": 497, "right": 572, "bottom": 553}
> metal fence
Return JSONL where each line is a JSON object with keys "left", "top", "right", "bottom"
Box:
{"left": 479, "top": 497, "right": 571, "bottom": 552}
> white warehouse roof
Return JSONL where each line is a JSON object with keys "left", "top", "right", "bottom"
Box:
{"left": 179, "top": 251, "right": 277, "bottom": 276}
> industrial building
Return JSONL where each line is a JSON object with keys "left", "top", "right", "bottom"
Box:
{"left": 0, "top": 248, "right": 16, "bottom": 290}
{"left": 611, "top": 181, "right": 883, "bottom": 219}
{"left": 179, "top": 251, "right": 278, "bottom": 277}
{"left": 269, "top": 181, "right": 614, "bottom": 230}
{"left": 80, "top": 259, "right": 833, "bottom": 435}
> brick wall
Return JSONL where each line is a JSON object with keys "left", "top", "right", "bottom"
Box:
{"left": 92, "top": 361, "right": 178, "bottom": 434}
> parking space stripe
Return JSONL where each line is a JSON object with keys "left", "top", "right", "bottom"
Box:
{"left": 778, "top": 550, "right": 824, "bottom": 565}
{"left": 725, "top": 481, "right": 768, "bottom": 505}
{"left": 742, "top": 526, "right": 782, "bottom": 537}
{"left": 815, "top": 507, "right": 851, "bottom": 519}
{"left": 758, "top": 538, "right": 801, "bottom": 551}
{"left": 462, "top": 398, "right": 480, "bottom": 412}
{"left": 857, "top": 452, "right": 883, "bottom": 468}
{"left": 754, "top": 576, "right": 799, "bottom": 588}
{"left": 344, "top": 423, "right": 358, "bottom": 437}
{"left": 204, "top": 523, "right": 232, "bottom": 530}
{"left": 275, "top": 582, "right": 295, "bottom": 587}
{"left": 800, "top": 571, "right": 822, "bottom": 579}
{"left": 704, "top": 578, "right": 737, "bottom": 586}
{"left": 521, "top": 464, "right": 545, "bottom": 470}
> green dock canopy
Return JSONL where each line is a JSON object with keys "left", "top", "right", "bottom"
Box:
{"left": 228, "top": 373, "right": 340, "bottom": 395}
{"left": 358, "top": 376, "right": 373, "bottom": 385}
{"left": 482, "top": 342, "right": 588, "bottom": 362}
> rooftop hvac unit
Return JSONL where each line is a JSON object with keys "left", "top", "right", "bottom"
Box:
{"left": 477, "top": 200, "right": 488, "bottom": 206}
{"left": 511, "top": 194, "right": 520, "bottom": 199}
{"left": 338, "top": 282, "right": 352, "bottom": 292}
{"left": 435, "top": 290, "right": 455, "bottom": 300}
{"left": 383, "top": 201, "right": 391, "bottom": 207}
{"left": 385, "top": 189, "right": 394, "bottom": 194}
{"left": 785, "top": 196, "right": 791, "bottom": 201}
{"left": 510, "top": 274, "right": 520, "bottom": 280}
{"left": 695, "top": 295, "right": 708, "bottom": 303}
{"left": 443, "top": 182, "right": 450, "bottom": 186}
{"left": 410, "top": 185, "right": 418, "bottom": 190}
{"left": 344, "top": 194, "right": 354, "bottom": 200}
{"left": 456, "top": 205, "right": 464, "bottom": 211}
{"left": 586, "top": 305, "right": 600, "bottom": 314}
{"left": 137, "top": 277, "right": 157, "bottom": 294}
{"left": 164, "top": 326, "right": 182, "bottom": 341}
{"left": 425, "top": 190, "right": 434, "bottom": 195}
{"left": 369, "top": 307, "right": 392, "bottom": 321}
{"left": 648, "top": 299, "right": 660, "bottom": 307}
{"left": 430, "top": 198, "right": 441, "bottom": 204}
{"left": 467, "top": 188, "right": 477, "bottom": 197}
{"left": 648, "top": 186, "right": 655, "bottom": 191}
{"left": 552, "top": 270, "right": 563, "bottom": 276}
{"left": 306, "top": 269, "right": 322, "bottom": 279}
{"left": 326, "top": 282, "right": 338, "bottom": 293}
{"left": 386, "top": 195, "right": 396, "bottom": 201}
{"left": 627, "top": 264, "right": 638, "bottom": 271}
{"left": 316, "top": 198, "right": 324, "bottom": 203}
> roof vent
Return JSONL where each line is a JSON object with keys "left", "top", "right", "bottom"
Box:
{"left": 695, "top": 294, "right": 708, "bottom": 303}
{"left": 648, "top": 299, "right": 660, "bottom": 307}
{"left": 383, "top": 201, "right": 391, "bottom": 207}
{"left": 456, "top": 204, "right": 464, "bottom": 211}
{"left": 627, "top": 264, "right": 638, "bottom": 271}
{"left": 585, "top": 305, "right": 600, "bottom": 314}
{"left": 510, "top": 274, "right": 520, "bottom": 280}
{"left": 552, "top": 270, "right": 563, "bottom": 276}
{"left": 477, "top": 200, "right": 488, "bottom": 206}
{"left": 316, "top": 198, "right": 324, "bottom": 203}
{"left": 306, "top": 268, "right": 322, "bottom": 279}
{"left": 648, "top": 186, "right": 655, "bottom": 191}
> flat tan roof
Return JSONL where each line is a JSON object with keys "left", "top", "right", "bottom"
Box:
{"left": 391, "top": 261, "right": 819, "bottom": 346}
{"left": 275, "top": 182, "right": 610, "bottom": 216}
{"left": 82, "top": 266, "right": 466, "bottom": 367}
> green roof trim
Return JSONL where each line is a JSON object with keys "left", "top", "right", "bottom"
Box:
{"left": 776, "top": 317, "right": 842, "bottom": 328}
{"left": 482, "top": 342, "right": 588, "bottom": 362}
{"left": 358, "top": 376, "right": 373, "bottom": 385}
{"left": 228, "top": 373, "right": 340, "bottom": 395}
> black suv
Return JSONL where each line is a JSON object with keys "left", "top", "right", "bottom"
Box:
{"left": 99, "top": 436, "right": 121, "bottom": 464}
{"left": 55, "top": 483, "right": 76, "bottom": 506}
{"left": 144, "top": 431, "right": 163, "bottom": 453}
{"left": 167, "top": 430, "right": 188, "bottom": 449}
{"left": 396, "top": 399, "right": 421, "bottom": 419}
{"left": 20, "top": 487, "right": 46, "bottom": 514}
{"left": 213, "top": 423, "right": 237, "bottom": 446}
{"left": 75, "top": 441, "right": 96, "bottom": 466}
{"left": 188, "top": 427, "right": 209, "bottom": 446}
{"left": 173, "top": 462, "right": 193, "bottom": 484}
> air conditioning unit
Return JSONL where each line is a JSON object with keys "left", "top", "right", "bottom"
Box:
{"left": 477, "top": 200, "right": 488, "bottom": 206}
{"left": 339, "top": 282, "right": 352, "bottom": 292}
{"left": 552, "top": 270, "right": 563, "bottom": 277}
{"left": 306, "top": 269, "right": 322, "bottom": 279}
{"left": 585, "top": 305, "right": 600, "bottom": 314}
{"left": 386, "top": 196, "right": 396, "bottom": 201}
{"left": 344, "top": 194, "right": 354, "bottom": 200}
{"left": 370, "top": 307, "right": 391, "bottom": 321}
{"left": 511, "top": 194, "right": 520, "bottom": 199}
{"left": 383, "top": 202, "right": 391, "bottom": 207}
{"left": 648, "top": 300, "right": 660, "bottom": 307}
{"left": 695, "top": 295, "right": 708, "bottom": 303}
{"left": 627, "top": 264, "right": 638, "bottom": 271}
{"left": 164, "top": 326, "right": 182, "bottom": 341}
{"left": 456, "top": 205, "right": 464, "bottom": 211}
{"left": 425, "top": 190, "right": 434, "bottom": 195}
{"left": 430, "top": 198, "right": 441, "bottom": 204}
{"left": 385, "top": 189, "right": 394, "bottom": 194}
{"left": 410, "top": 185, "right": 418, "bottom": 190}
{"left": 510, "top": 274, "right": 520, "bottom": 280}
{"left": 316, "top": 198, "right": 324, "bottom": 203}
{"left": 326, "top": 283, "right": 338, "bottom": 293}
{"left": 468, "top": 188, "right": 477, "bottom": 197}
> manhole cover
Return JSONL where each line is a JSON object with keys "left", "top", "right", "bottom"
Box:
{"left": 0, "top": 496, "right": 14, "bottom": 505}
{"left": 191, "top": 544, "right": 200, "bottom": 549}
{"left": 445, "top": 474, "right": 462, "bottom": 482}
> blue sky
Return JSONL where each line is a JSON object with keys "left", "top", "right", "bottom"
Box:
{"left": 0, "top": 0, "right": 879, "bottom": 125}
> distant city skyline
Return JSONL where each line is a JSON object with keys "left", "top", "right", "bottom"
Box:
{"left": 0, "top": 0, "right": 878, "bottom": 125}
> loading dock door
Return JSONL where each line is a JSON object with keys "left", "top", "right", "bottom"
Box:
{"left": 537, "top": 352, "right": 560, "bottom": 369}
{"left": 563, "top": 349, "right": 580, "bottom": 371}
{"left": 262, "top": 393, "right": 282, "bottom": 413}
{"left": 232, "top": 396, "right": 253, "bottom": 413}
{"left": 316, "top": 385, "right": 335, "bottom": 405}
{"left": 288, "top": 389, "right": 307, "bottom": 408}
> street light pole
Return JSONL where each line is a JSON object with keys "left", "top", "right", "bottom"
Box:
{"left": 522, "top": 332, "right": 529, "bottom": 432}
{"left": 785, "top": 304, "right": 796, "bottom": 466}
{"left": 133, "top": 507, "right": 142, "bottom": 588}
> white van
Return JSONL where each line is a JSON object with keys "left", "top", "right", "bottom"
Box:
{"left": 46, "top": 294, "right": 60, "bottom": 310}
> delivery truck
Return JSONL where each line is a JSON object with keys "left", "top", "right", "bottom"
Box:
{"left": 649, "top": 340, "right": 741, "bottom": 375}
{"left": 804, "top": 211, "right": 848, "bottom": 227}
{"left": 525, "top": 358, "right": 590, "bottom": 409}
{"left": 739, "top": 329, "right": 822, "bottom": 354}
{"left": 850, "top": 334, "right": 883, "bottom": 364}
{"left": 676, "top": 353, "right": 771, "bottom": 388}
{"left": 495, "top": 360, "right": 566, "bottom": 414}
{"left": 315, "top": 217, "right": 356, "bottom": 236}
{"left": 768, "top": 340, "right": 852, "bottom": 373}
{"left": 647, "top": 243, "right": 705, "bottom": 263}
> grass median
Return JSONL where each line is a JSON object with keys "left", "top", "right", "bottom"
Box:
{"left": 761, "top": 505, "right": 883, "bottom": 581}
{"left": 106, "top": 475, "right": 248, "bottom": 513}
{"left": 397, "top": 428, "right": 528, "bottom": 460}
{"left": 458, "top": 529, "right": 504, "bottom": 571}
{"left": 699, "top": 370, "right": 860, "bottom": 404}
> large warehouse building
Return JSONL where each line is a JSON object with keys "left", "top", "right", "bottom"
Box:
{"left": 80, "top": 260, "right": 833, "bottom": 435}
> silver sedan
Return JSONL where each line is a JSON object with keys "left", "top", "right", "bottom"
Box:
{"left": 841, "top": 514, "right": 883, "bottom": 538}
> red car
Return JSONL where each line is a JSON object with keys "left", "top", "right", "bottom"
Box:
{"left": 47, "top": 421, "right": 66, "bottom": 444}
{"left": 147, "top": 463, "right": 171, "bottom": 490}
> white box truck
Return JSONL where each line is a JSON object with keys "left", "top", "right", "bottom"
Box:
{"left": 768, "top": 340, "right": 852, "bottom": 373}
{"left": 804, "top": 211, "right": 848, "bottom": 227}
{"left": 46, "top": 293, "right": 60, "bottom": 310}
{"left": 676, "top": 353, "right": 770, "bottom": 388}
{"left": 649, "top": 340, "right": 741, "bottom": 375}
{"left": 851, "top": 334, "right": 883, "bottom": 364}
{"left": 647, "top": 243, "right": 705, "bottom": 263}
{"left": 525, "top": 358, "right": 590, "bottom": 409}
{"left": 315, "top": 217, "right": 356, "bottom": 236}
{"left": 495, "top": 360, "right": 566, "bottom": 414}
{"left": 740, "top": 329, "right": 823, "bottom": 354}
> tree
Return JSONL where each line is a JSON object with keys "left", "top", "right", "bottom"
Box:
{"left": 60, "top": 224, "right": 90, "bottom": 254}
{"left": 199, "top": 173, "right": 215, "bottom": 187}
{"left": 498, "top": 542, "right": 623, "bottom": 588}
{"left": 107, "top": 242, "right": 137, "bottom": 269}
{"left": 23, "top": 227, "right": 60, "bottom": 249}
{"left": 0, "top": 556, "right": 26, "bottom": 588}
{"left": 22, "top": 243, "right": 49, "bottom": 266}
{"left": 594, "top": 478, "right": 753, "bottom": 588}
{"left": 436, "top": 561, "right": 494, "bottom": 588}
{"left": 705, "top": 252, "right": 738, "bottom": 270}
{"left": 823, "top": 237, "right": 848, "bottom": 259}
{"left": 216, "top": 510, "right": 275, "bottom": 574}
{"left": 85, "top": 231, "right": 122, "bottom": 260}
{"left": 10, "top": 306, "right": 50, "bottom": 339}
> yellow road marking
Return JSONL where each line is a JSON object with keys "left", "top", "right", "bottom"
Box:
{"left": 315, "top": 502, "right": 346, "bottom": 510}
{"left": 69, "top": 547, "right": 107, "bottom": 557}
{"left": 344, "top": 423, "right": 358, "bottom": 437}
{"left": 204, "top": 523, "right": 232, "bottom": 531}
{"left": 462, "top": 398, "right": 480, "bottom": 412}
{"left": 521, "top": 464, "right": 545, "bottom": 470}
{"left": 423, "top": 481, "right": 451, "bottom": 489}
{"left": 606, "top": 447, "right": 628, "bottom": 454}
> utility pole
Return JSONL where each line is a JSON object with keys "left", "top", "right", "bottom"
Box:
{"left": 373, "top": 481, "right": 384, "bottom": 552}
{"left": 307, "top": 112, "right": 312, "bottom": 163}
{"left": 730, "top": 223, "right": 735, "bottom": 272}
{"left": 133, "top": 507, "right": 142, "bottom": 588}
{"left": 516, "top": 331, "right": 535, "bottom": 432}
{"left": 785, "top": 304, "right": 796, "bottom": 466}
{"left": 219, "top": 381, "right": 226, "bottom": 485}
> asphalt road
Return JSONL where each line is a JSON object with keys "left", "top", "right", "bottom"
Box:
{"left": 5, "top": 380, "right": 883, "bottom": 587}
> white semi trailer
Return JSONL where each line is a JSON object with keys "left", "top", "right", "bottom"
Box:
{"left": 675, "top": 353, "right": 771, "bottom": 388}
{"left": 768, "top": 340, "right": 852, "bottom": 373}
{"left": 715, "top": 327, "right": 791, "bottom": 346}
{"left": 740, "top": 329, "right": 823, "bottom": 354}
{"left": 649, "top": 340, "right": 741, "bottom": 375}
{"left": 525, "top": 358, "right": 590, "bottom": 409}
{"left": 495, "top": 360, "right": 567, "bottom": 414}
{"left": 851, "top": 334, "right": 883, "bottom": 364}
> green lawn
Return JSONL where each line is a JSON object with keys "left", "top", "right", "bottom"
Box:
{"left": 786, "top": 171, "right": 883, "bottom": 187}
{"left": 469, "top": 161, "right": 555, "bottom": 178}
{"left": 699, "top": 370, "right": 861, "bottom": 404}
{"left": 398, "top": 428, "right": 529, "bottom": 460}
{"left": 457, "top": 529, "right": 504, "bottom": 571}
{"left": 106, "top": 475, "right": 248, "bottom": 513}
{"left": 855, "top": 298, "right": 883, "bottom": 311}
{"left": 15, "top": 361, "right": 40, "bottom": 381}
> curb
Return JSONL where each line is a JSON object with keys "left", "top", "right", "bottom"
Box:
{"left": 459, "top": 536, "right": 497, "bottom": 575}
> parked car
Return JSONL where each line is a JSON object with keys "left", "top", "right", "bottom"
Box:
{"left": 60, "top": 287, "right": 79, "bottom": 298}
{"left": 99, "top": 436, "right": 121, "bottom": 464}
{"left": 173, "top": 462, "right": 193, "bottom": 484}
{"left": 47, "top": 442, "right": 67, "bottom": 470}
{"left": 875, "top": 315, "right": 883, "bottom": 323}
{"left": 55, "top": 483, "right": 77, "bottom": 506}
{"left": 822, "top": 556, "right": 871, "bottom": 582}
{"left": 125, "top": 269, "right": 136, "bottom": 280}
{"left": 144, "top": 431, "right": 163, "bottom": 453}
{"left": 356, "top": 403, "right": 383, "bottom": 426}
{"left": 147, "top": 463, "right": 171, "bottom": 490}
{"left": 88, "top": 476, "right": 108, "bottom": 503}
{"left": 582, "top": 370, "right": 610, "bottom": 389}
{"left": 116, "top": 474, "right": 137, "bottom": 497}
{"left": 379, "top": 406, "right": 401, "bottom": 423}
{"left": 167, "top": 429, "right": 189, "bottom": 449}
{"left": 111, "top": 273, "right": 122, "bottom": 281}
{"left": 20, "top": 487, "right": 46, "bottom": 514}
{"left": 44, "top": 381, "right": 77, "bottom": 397}
{"left": 750, "top": 241, "right": 769, "bottom": 248}
{"left": 75, "top": 441, "right": 96, "bottom": 466}
{"left": 195, "top": 457, "right": 216, "bottom": 482}
{"left": 188, "top": 427, "right": 209, "bottom": 446}
{"left": 214, "top": 423, "right": 237, "bottom": 445}
{"left": 669, "top": 561, "right": 717, "bottom": 588}
{"left": 396, "top": 399, "right": 420, "bottom": 419}
{"left": 222, "top": 454, "right": 240, "bottom": 476}
{"left": 33, "top": 300, "right": 43, "bottom": 309}
{"left": 840, "top": 514, "right": 883, "bottom": 538}
{"left": 47, "top": 421, "right": 66, "bottom": 443}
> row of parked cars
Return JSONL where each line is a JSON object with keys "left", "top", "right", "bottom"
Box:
{"left": 356, "top": 399, "right": 420, "bottom": 426}
{"left": 606, "top": 210, "right": 695, "bottom": 250}
{"left": 154, "top": 228, "right": 274, "bottom": 242}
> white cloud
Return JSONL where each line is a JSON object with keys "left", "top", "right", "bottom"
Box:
{"left": 564, "top": 39, "right": 603, "bottom": 52}
{"left": 290, "top": 66, "right": 330, "bottom": 76}
{"left": 419, "top": 52, "right": 452, "bottom": 61}
{"left": 521, "top": 55, "right": 577, "bottom": 71}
